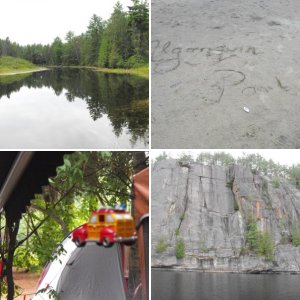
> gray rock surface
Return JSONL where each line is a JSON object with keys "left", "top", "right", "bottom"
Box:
{"left": 152, "top": 160, "right": 300, "bottom": 272}
{"left": 152, "top": 0, "right": 300, "bottom": 148}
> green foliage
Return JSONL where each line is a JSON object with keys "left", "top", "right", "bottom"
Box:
{"left": 50, "top": 37, "right": 63, "bottom": 65}
{"left": 156, "top": 237, "right": 168, "bottom": 253}
{"left": 179, "top": 213, "right": 185, "bottom": 222}
{"left": 176, "top": 238, "right": 185, "bottom": 259}
{"left": 128, "top": 0, "right": 149, "bottom": 59}
{"left": 13, "top": 151, "right": 142, "bottom": 272}
{"left": 246, "top": 222, "right": 259, "bottom": 251}
{"left": 0, "top": 278, "right": 21, "bottom": 298}
{"left": 257, "top": 231, "right": 274, "bottom": 261}
{"left": 239, "top": 246, "right": 248, "bottom": 255}
{"left": 178, "top": 153, "right": 194, "bottom": 164}
{"left": 291, "top": 228, "right": 300, "bottom": 246}
{"left": 14, "top": 246, "right": 39, "bottom": 271}
{"left": 85, "top": 14, "right": 104, "bottom": 65}
{"left": 0, "top": 56, "right": 38, "bottom": 73}
{"left": 272, "top": 178, "right": 280, "bottom": 188}
{"left": 155, "top": 152, "right": 168, "bottom": 162}
{"left": 1, "top": 0, "right": 149, "bottom": 69}
{"left": 175, "top": 228, "right": 180, "bottom": 236}
{"left": 98, "top": 34, "right": 110, "bottom": 67}
{"left": 37, "top": 287, "right": 60, "bottom": 300}
{"left": 288, "top": 165, "right": 300, "bottom": 189}
{"left": 196, "top": 152, "right": 235, "bottom": 166}
{"left": 246, "top": 221, "right": 274, "bottom": 260}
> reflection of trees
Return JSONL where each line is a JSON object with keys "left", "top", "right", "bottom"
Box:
{"left": 0, "top": 68, "right": 149, "bottom": 143}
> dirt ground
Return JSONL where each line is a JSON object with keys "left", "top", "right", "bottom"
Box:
{"left": 0, "top": 271, "right": 40, "bottom": 300}
{"left": 152, "top": 0, "right": 300, "bottom": 148}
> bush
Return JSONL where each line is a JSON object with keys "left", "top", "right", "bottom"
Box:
{"left": 246, "top": 221, "right": 274, "bottom": 260}
{"left": 291, "top": 228, "right": 300, "bottom": 246}
{"left": 14, "top": 246, "right": 40, "bottom": 272}
{"left": 272, "top": 178, "right": 280, "bottom": 188}
{"left": 246, "top": 222, "right": 259, "bottom": 251}
{"left": 125, "top": 54, "right": 146, "bottom": 68}
{"left": 156, "top": 237, "right": 168, "bottom": 253}
{"left": 239, "top": 246, "right": 248, "bottom": 255}
{"left": 257, "top": 231, "right": 274, "bottom": 261}
{"left": 179, "top": 213, "right": 185, "bottom": 222}
{"left": 176, "top": 238, "right": 185, "bottom": 259}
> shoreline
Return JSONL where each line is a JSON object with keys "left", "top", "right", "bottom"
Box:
{"left": 152, "top": 266, "right": 300, "bottom": 275}
{"left": 0, "top": 66, "right": 149, "bottom": 79}
{"left": 0, "top": 68, "right": 48, "bottom": 76}
{"left": 45, "top": 65, "right": 149, "bottom": 79}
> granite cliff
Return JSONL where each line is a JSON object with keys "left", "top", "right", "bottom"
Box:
{"left": 152, "top": 159, "right": 300, "bottom": 272}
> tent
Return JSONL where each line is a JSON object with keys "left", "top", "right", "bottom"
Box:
{"left": 32, "top": 235, "right": 127, "bottom": 300}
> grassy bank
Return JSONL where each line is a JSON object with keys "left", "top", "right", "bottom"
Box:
{"left": 56, "top": 64, "right": 149, "bottom": 79}
{"left": 0, "top": 56, "right": 42, "bottom": 75}
{"left": 95, "top": 65, "right": 149, "bottom": 79}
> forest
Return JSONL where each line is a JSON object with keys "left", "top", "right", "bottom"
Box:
{"left": 155, "top": 151, "right": 300, "bottom": 189}
{"left": 0, "top": 1, "right": 148, "bottom": 69}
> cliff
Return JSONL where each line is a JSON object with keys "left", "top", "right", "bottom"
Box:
{"left": 152, "top": 159, "right": 300, "bottom": 273}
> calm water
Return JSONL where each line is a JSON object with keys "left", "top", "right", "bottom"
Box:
{"left": 152, "top": 269, "right": 300, "bottom": 300}
{"left": 0, "top": 68, "right": 148, "bottom": 148}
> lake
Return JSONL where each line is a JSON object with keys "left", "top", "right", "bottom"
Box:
{"left": 152, "top": 269, "right": 300, "bottom": 300}
{"left": 0, "top": 68, "right": 149, "bottom": 148}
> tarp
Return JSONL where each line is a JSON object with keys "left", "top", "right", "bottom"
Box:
{"left": 33, "top": 236, "right": 127, "bottom": 300}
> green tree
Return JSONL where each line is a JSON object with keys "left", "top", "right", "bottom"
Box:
{"left": 63, "top": 31, "right": 81, "bottom": 65}
{"left": 51, "top": 37, "right": 63, "bottom": 65}
{"left": 84, "top": 15, "right": 104, "bottom": 65}
{"left": 128, "top": 0, "right": 149, "bottom": 65}
{"left": 288, "top": 165, "right": 300, "bottom": 188}
{"left": 99, "top": 2, "right": 132, "bottom": 68}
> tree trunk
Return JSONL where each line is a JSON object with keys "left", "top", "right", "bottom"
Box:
{"left": 5, "top": 212, "right": 20, "bottom": 300}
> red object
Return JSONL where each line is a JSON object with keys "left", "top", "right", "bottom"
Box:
{"left": 72, "top": 208, "right": 137, "bottom": 248}
{"left": 132, "top": 167, "right": 149, "bottom": 300}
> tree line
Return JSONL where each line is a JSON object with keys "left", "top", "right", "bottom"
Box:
{"left": 155, "top": 151, "right": 300, "bottom": 188}
{"left": 0, "top": 1, "right": 148, "bottom": 68}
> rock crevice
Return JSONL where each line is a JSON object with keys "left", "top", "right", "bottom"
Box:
{"left": 152, "top": 160, "right": 300, "bottom": 272}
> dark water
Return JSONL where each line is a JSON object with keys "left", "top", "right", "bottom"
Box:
{"left": 0, "top": 68, "right": 148, "bottom": 148}
{"left": 152, "top": 269, "right": 300, "bottom": 300}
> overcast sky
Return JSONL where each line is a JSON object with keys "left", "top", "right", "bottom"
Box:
{"left": 0, "top": 0, "right": 133, "bottom": 45}
{"left": 151, "top": 150, "right": 300, "bottom": 166}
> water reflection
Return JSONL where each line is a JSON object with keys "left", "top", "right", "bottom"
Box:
{"left": 152, "top": 269, "right": 300, "bottom": 300}
{"left": 0, "top": 68, "right": 149, "bottom": 148}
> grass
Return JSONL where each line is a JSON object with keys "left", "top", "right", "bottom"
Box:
{"left": 95, "top": 65, "right": 149, "bottom": 79}
{"left": 156, "top": 237, "right": 169, "bottom": 253}
{"left": 0, "top": 56, "right": 41, "bottom": 74}
{"left": 176, "top": 238, "right": 185, "bottom": 259}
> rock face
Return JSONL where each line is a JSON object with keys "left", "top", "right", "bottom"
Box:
{"left": 152, "top": 159, "right": 300, "bottom": 272}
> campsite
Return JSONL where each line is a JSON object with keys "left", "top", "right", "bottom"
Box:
{"left": 0, "top": 151, "right": 149, "bottom": 300}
